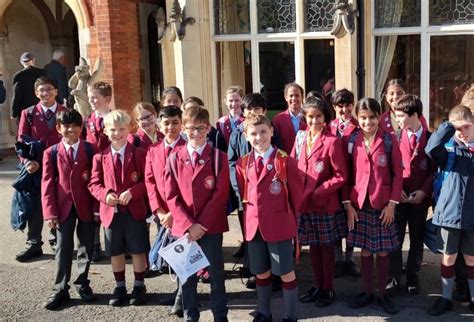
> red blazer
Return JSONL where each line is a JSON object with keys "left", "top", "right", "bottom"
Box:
{"left": 88, "top": 143, "right": 147, "bottom": 228}
{"left": 290, "top": 129, "right": 348, "bottom": 213}
{"left": 236, "top": 149, "right": 303, "bottom": 242}
{"left": 42, "top": 140, "right": 99, "bottom": 223}
{"left": 399, "top": 129, "right": 435, "bottom": 203}
{"left": 85, "top": 112, "right": 110, "bottom": 151}
{"left": 145, "top": 136, "right": 186, "bottom": 214}
{"left": 343, "top": 128, "right": 403, "bottom": 210}
{"left": 127, "top": 128, "right": 165, "bottom": 150}
{"left": 165, "top": 143, "right": 230, "bottom": 237}
{"left": 272, "top": 109, "right": 307, "bottom": 154}
{"left": 327, "top": 117, "right": 359, "bottom": 141}
{"left": 17, "top": 103, "right": 66, "bottom": 162}
{"left": 216, "top": 114, "right": 244, "bottom": 145}
{"left": 380, "top": 111, "right": 429, "bottom": 134}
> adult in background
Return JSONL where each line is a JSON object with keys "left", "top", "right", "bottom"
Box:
{"left": 44, "top": 50, "right": 69, "bottom": 105}
{"left": 10, "top": 52, "right": 44, "bottom": 122}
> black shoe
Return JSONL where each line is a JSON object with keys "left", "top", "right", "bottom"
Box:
{"left": 253, "top": 312, "right": 273, "bottom": 322}
{"left": 428, "top": 297, "right": 453, "bottom": 316}
{"left": 91, "top": 246, "right": 102, "bottom": 263}
{"left": 334, "top": 261, "right": 345, "bottom": 278}
{"left": 272, "top": 277, "right": 282, "bottom": 292}
{"left": 245, "top": 276, "right": 256, "bottom": 289}
{"left": 344, "top": 261, "right": 361, "bottom": 278}
{"left": 77, "top": 285, "right": 96, "bottom": 302}
{"left": 349, "top": 292, "right": 374, "bottom": 308}
{"left": 317, "top": 289, "right": 335, "bottom": 307}
{"left": 171, "top": 295, "right": 183, "bottom": 317}
{"left": 16, "top": 246, "right": 43, "bottom": 262}
{"left": 299, "top": 287, "right": 321, "bottom": 303}
{"left": 378, "top": 294, "right": 399, "bottom": 314}
{"left": 453, "top": 282, "right": 470, "bottom": 302}
{"left": 407, "top": 275, "right": 420, "bottom": 295}
{"left": 233, "top": 242, "right": 246, "bottom": 258}
{"left": 281, "top": 317, "right": 297, "bottom": 322}
{"left": 109, "top": 286, "right": 127, "bottom": 306}
{"left": 43, "top": 290, "right": 70, "bottom": 310}
{"left": 385, "top": 277, "right": 399, "bottom": 295}
{"left": 130, "top": 285, "right": 147, "bottom": 305}
{"left": 144, "top": 269, "right": 160, "bottom": 278}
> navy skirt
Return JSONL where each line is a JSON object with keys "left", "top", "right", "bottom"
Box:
{"left": 298, "top": 210, "right": 347, "bottom": 246}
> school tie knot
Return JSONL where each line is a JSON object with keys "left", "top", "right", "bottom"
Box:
{"left": 165, "top": 146, "right": 172, "bottom": 157}
{"left": 44, "top": 109, "right": 54, "bottom": 121}
{"left": 192, "top": 151, "right": 199, "bottom": 168}
{"left": 67, "top": 146, "right": 74, "bottom": 164}
{"left": 255, "top": 156, "right": 264, "bottom": 177}
{"left": 114, "top": 153, "right": 123, "bottom": 188}
{"left": 409, "top": 134, "right": 417, "bottom": 153}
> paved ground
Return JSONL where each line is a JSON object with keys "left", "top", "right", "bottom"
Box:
{"left": 0, "top": 155, "right": 473, "bottom": 321}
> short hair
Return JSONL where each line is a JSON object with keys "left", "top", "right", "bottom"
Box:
{"left": 182, "top": 105, "right": 209, "bottom": 125}
{"left": 225, "top": 85, "right": 244, "bottom": 98}
{"left": 355, "top": 97, "right": 382, "bottom": 118}
{"left": 161, "top": 86, "right": 183, "bottom": 106}
{"left": 243, "top": 113, "right": 272, "bottom": 133}
{"left": 331, "top": 88, "right": 355, "bottom": 106}
{"left": 242, "top": 93, "right": 267, "bottom": 111}
{"left": 89, "top": 81, "right": 112, "bottom": 97}
{"left": 183, "top": 96, "right": 205, "bottom": 110}
{"left": 394, "top": 94, "right": 423, "bottom": 117}
{"left": 461, "top": 85, "right": 474, "bottom": 112}
{"left": 34, "top": 76, "right": 57, "bottom": 90}
{"left": 159, "top": 105, "right": 183, "bottom": 120}
{"left": 449, "top": 105, "right": 473, "bottom": 123}
{"left": 132, "top": 102, "right": 157, "bottom": 121}
{"left": 52, "top": 49, "right": 65, "bottom": 61}
{"left": 56, "top": 108, "right": 82, "bottom": 127}
{"left": 103, "top": 109, "right": 131, "bottom": 128}
{"left": 284, "top": 82, "right": 304, "bottom": 98}
{"left": 303, "top": 96, "right": 333, "bottom": 123}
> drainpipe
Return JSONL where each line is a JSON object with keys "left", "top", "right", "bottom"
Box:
{"left": 356, "top": 0, "right": 365, "bottom": 99}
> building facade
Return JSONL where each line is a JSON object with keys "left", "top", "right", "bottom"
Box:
{"left": 0, "top": 0, "right": 472, "bottom": 148}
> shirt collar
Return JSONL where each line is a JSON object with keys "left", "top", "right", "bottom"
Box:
{"left": 289, "top": 110, "right": 302, "bottom": 119}
{"left": 164, "top": 137, "right": 180, "bottom": 149}
{"left": 407, "top": 125, "right": 423, "bottom": 140}
{"left": 254, "top": 145, "right": 274, "bottom": 162}
{"left": 41, "top": 102, "right": 57, "bottom": 113}
{"left": 187, "top": 142, "right": 207, "bottom": 158}
{"left": 62, "top": 139, "right": 80, "bottom": 152}
{"left": 111, "top": 143, "right": 127, "bottom": 158}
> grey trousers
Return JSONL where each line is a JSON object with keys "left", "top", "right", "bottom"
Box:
{"left": 26, "top": 198, "right": 43, "bottom": 246}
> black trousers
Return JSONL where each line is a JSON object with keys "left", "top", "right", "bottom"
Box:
{"left": 53, "top": 207, "right": 95, "bottom": 292}
{"left": 389, "top": 203, "right": 428, "bottom": 280}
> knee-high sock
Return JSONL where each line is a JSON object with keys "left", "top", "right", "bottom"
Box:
{"left": 441, "top": 264, "right": 455, "bottom": 300}
{"left": 282, "top": 279, "right": 298, "bottom": 319}
{"left": 465, "top": 265, "right": 474, "bottom": 302}
{"left": 256, "top": 276, "right": 273, "bottom": 317}
{"left": 361, "top": 254, "right": 374, "bottom": 294}
{"left": 322, "top": 245, "right": 335, "bottom": 290}
{"left": 377, "top": 255, "right": 389, "bottom": 296}
{"left": 310, "top": 245, "right": 323, "bottom": 288}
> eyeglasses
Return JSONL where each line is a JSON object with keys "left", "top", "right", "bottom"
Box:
{"left": 137, "top": 114, "right": 154, "bottom": 122}
{"left": 37, "top": 87, "right": 56, "bottom": 93}
{"left": 185, "top": 126, "right": 208, "bottom": 133}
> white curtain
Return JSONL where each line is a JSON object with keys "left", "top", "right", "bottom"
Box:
{"left": 374, "top": 0, "right": 404, "bottom": 100}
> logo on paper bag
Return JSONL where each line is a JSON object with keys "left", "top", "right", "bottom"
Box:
{"left": 174, "top": 245, "right": 184, "bottom": 253}
{"left": 189, "top": 250, "right": 204, "bottom": 264}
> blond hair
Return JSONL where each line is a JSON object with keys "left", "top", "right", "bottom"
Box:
{"left": 182, "top": 105, "right": 210, "bottom": 125}
{"left": 243, "top": 113, "right": 272, "bottom": 133}
{"left": 225, "top": 85, "right": 244, "bottom": 98}
{"left": 448, "top": 105, "right": 473, "bottom": 123}
{"left": 461, "top": 85, "right": 474, "bottom": 112}
{"left": 103, "top": 109, "right": 131, "bottom": 128}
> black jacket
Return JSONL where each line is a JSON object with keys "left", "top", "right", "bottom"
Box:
{"left": 44, "top": 60, "right": 69, "bottom": 103}
{"left": 11, "top": 66, "right": 44, "bottom": 118}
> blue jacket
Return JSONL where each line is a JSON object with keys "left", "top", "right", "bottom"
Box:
{"left": 425, "top": 122, "right": 474, "bottom": 230}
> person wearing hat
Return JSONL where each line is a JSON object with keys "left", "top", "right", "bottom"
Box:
{"left": 10, "top": 52, "right": 44, "bottom": 122}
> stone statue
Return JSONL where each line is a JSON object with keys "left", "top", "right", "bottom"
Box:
{"left": 68, "top": 57, "right": 103, "bottom": 117}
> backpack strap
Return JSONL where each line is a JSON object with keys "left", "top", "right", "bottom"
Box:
{"left": 240, "top": 153, "right": 250, "bottom": 204}
{"left": 133, "top": 134, "right": 141, "bottom": 147}
{"left": 347, "top": 129, "right": 360, "bottom": 154}
{"left": 26, "top": 105, "right": 36, "bottom": 126}
{"left": 50, "top": 144, "right": 59, "bottom": 180}
{"left": 83, "top": 141, "right": 94, "bottom": 161}
{"left": 212, "top": 148, "right": 220, "bottom": 178}
{"left": 294, "top": 130, "right": 306, "bottom": 161}
{"left": 382, "top": 132, "right": 393, "bottom": 161}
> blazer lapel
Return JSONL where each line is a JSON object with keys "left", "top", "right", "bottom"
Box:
{"left": 57, "top": 143, "right": 72, "bottom": 171}
{"left": 105, "top": 149, "right": 118, "bottom": 191}
{"left": 307, "top": 131, "right": 325, "bottom": 159}
{"left": 122, "top": 144, "right": 134, "bottom": 180}
{"left": 368, "top": 130, "right": 384, "bottom": 156}
{"left": 258, "top": 149, "right": 276, "bottom": 185}
{"left": 192, "top": 144, "right": 211, "bottom": 181}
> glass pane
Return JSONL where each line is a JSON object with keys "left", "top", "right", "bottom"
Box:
{"left": 374, "top": 35, "right": 420, "bottom": 111}
{"left": 374, "top": 0, "right": 421, "bottom": 28}
{"left": 304, "top": 39, "right": 335, "bottom": 100}
{"left": 214, "top": 0, "right": 250, "bottom": 35}
{"left": 259, "top": 42, "right": 295, "bottom": 110}
{"left": 430, "top": 0, "right": 474, "bottom": 25}
{"left": 258, "top": 0, "right": 296, "bottom": 33}
{"left": 304, "top": 0, "right": 336, "bottom": 32}
{"left": 215, "top": 41, "right": 252, "bottom": 116}
{"left": 430, "top": 35, "right": 474, "bottom": 128}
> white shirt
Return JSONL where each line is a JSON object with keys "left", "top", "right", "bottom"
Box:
{"left": 407, "top": 125, "right": 423, "bottom": 143}
{"left": 62, "top": 139, "right": 80, "bottom": 161}
{"left": 164, "top": 137, "right": 180, "bottom": 149}
{"left": 254, "top": 145, "right": 274, "bottom": 163}
{"left": 111, "top": 143, "right": 127, "bottom": 163}
{"left": 187, "top": 143, "right": 207, "bottom": 163}
{"left": 41, "top": 102, "right": 57, "bottom": 115}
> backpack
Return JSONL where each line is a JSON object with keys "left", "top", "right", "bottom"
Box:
{"left": 432, "top": 138, "right": 456, "bottom": 205}
{"left": 149, "top": 226, "right": 175, "bottom": 273}
{"left": 25, "top": 105, "right": 36, "bottom": 126}
{"left": 50, "top": 141, "right": 95, "bottom": 175}
{"left": 347, "top": 129, "right": 393, "bottom": 158}
{"left": 294, "top": 130, "right": 307, "bottom": 161}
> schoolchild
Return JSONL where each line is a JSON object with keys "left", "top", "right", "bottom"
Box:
{"left": 291, "top": 96, "right": 348, "bottom": 307}
{"left": 380, "top": 78, "right": 428, "bottom": 134}
{"left": 85, "top": 81, "right": 113, "bottom": 261}
{"left": 165, "top": 106, "right": 229, "bottom": 322}
{"left": 272, "top": 83, "right": 307, "bottom": 154}
{"left": 425, "top": 105, "right": 474, "bottom": 315}
{"left": 344, "top": 98, "right": 403, "bottom": 314}
{"left": 128, "top": 102, "right": 164, "bottom": 149}
{"left": 15, "top": 76, "right": 67, "bottom": 262}
{"left": 327, "top": 88, "right": 360, "bottom": 278}
{"left": 216, "top": 85, "right": 245, "bottom": 145}
{"left": 161, "top": 86, "right": 183, "bottom": 108}
{"left": 41, "top": 109, "right": 98, "bottom": 310}
{"left": 88, "top": 110, "right": 149, "bottom": 306}
{"left": 236, "top": 114, "right": 303, "bottom": 322}
{"left": 387, "top": 95, "right": 434, "bottom": 295}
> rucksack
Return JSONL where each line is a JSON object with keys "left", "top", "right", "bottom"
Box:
{"left": 347, "top": 129, "right": 393, "bottom": 158}
{"left": 432, "top": 138, "right": 456, "bottom": 205}
{"left": 25, "top": 105, "right": 36, "bottom": 126}
{"left": 294, "top": 130, "right": 307, "bottom": 161}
